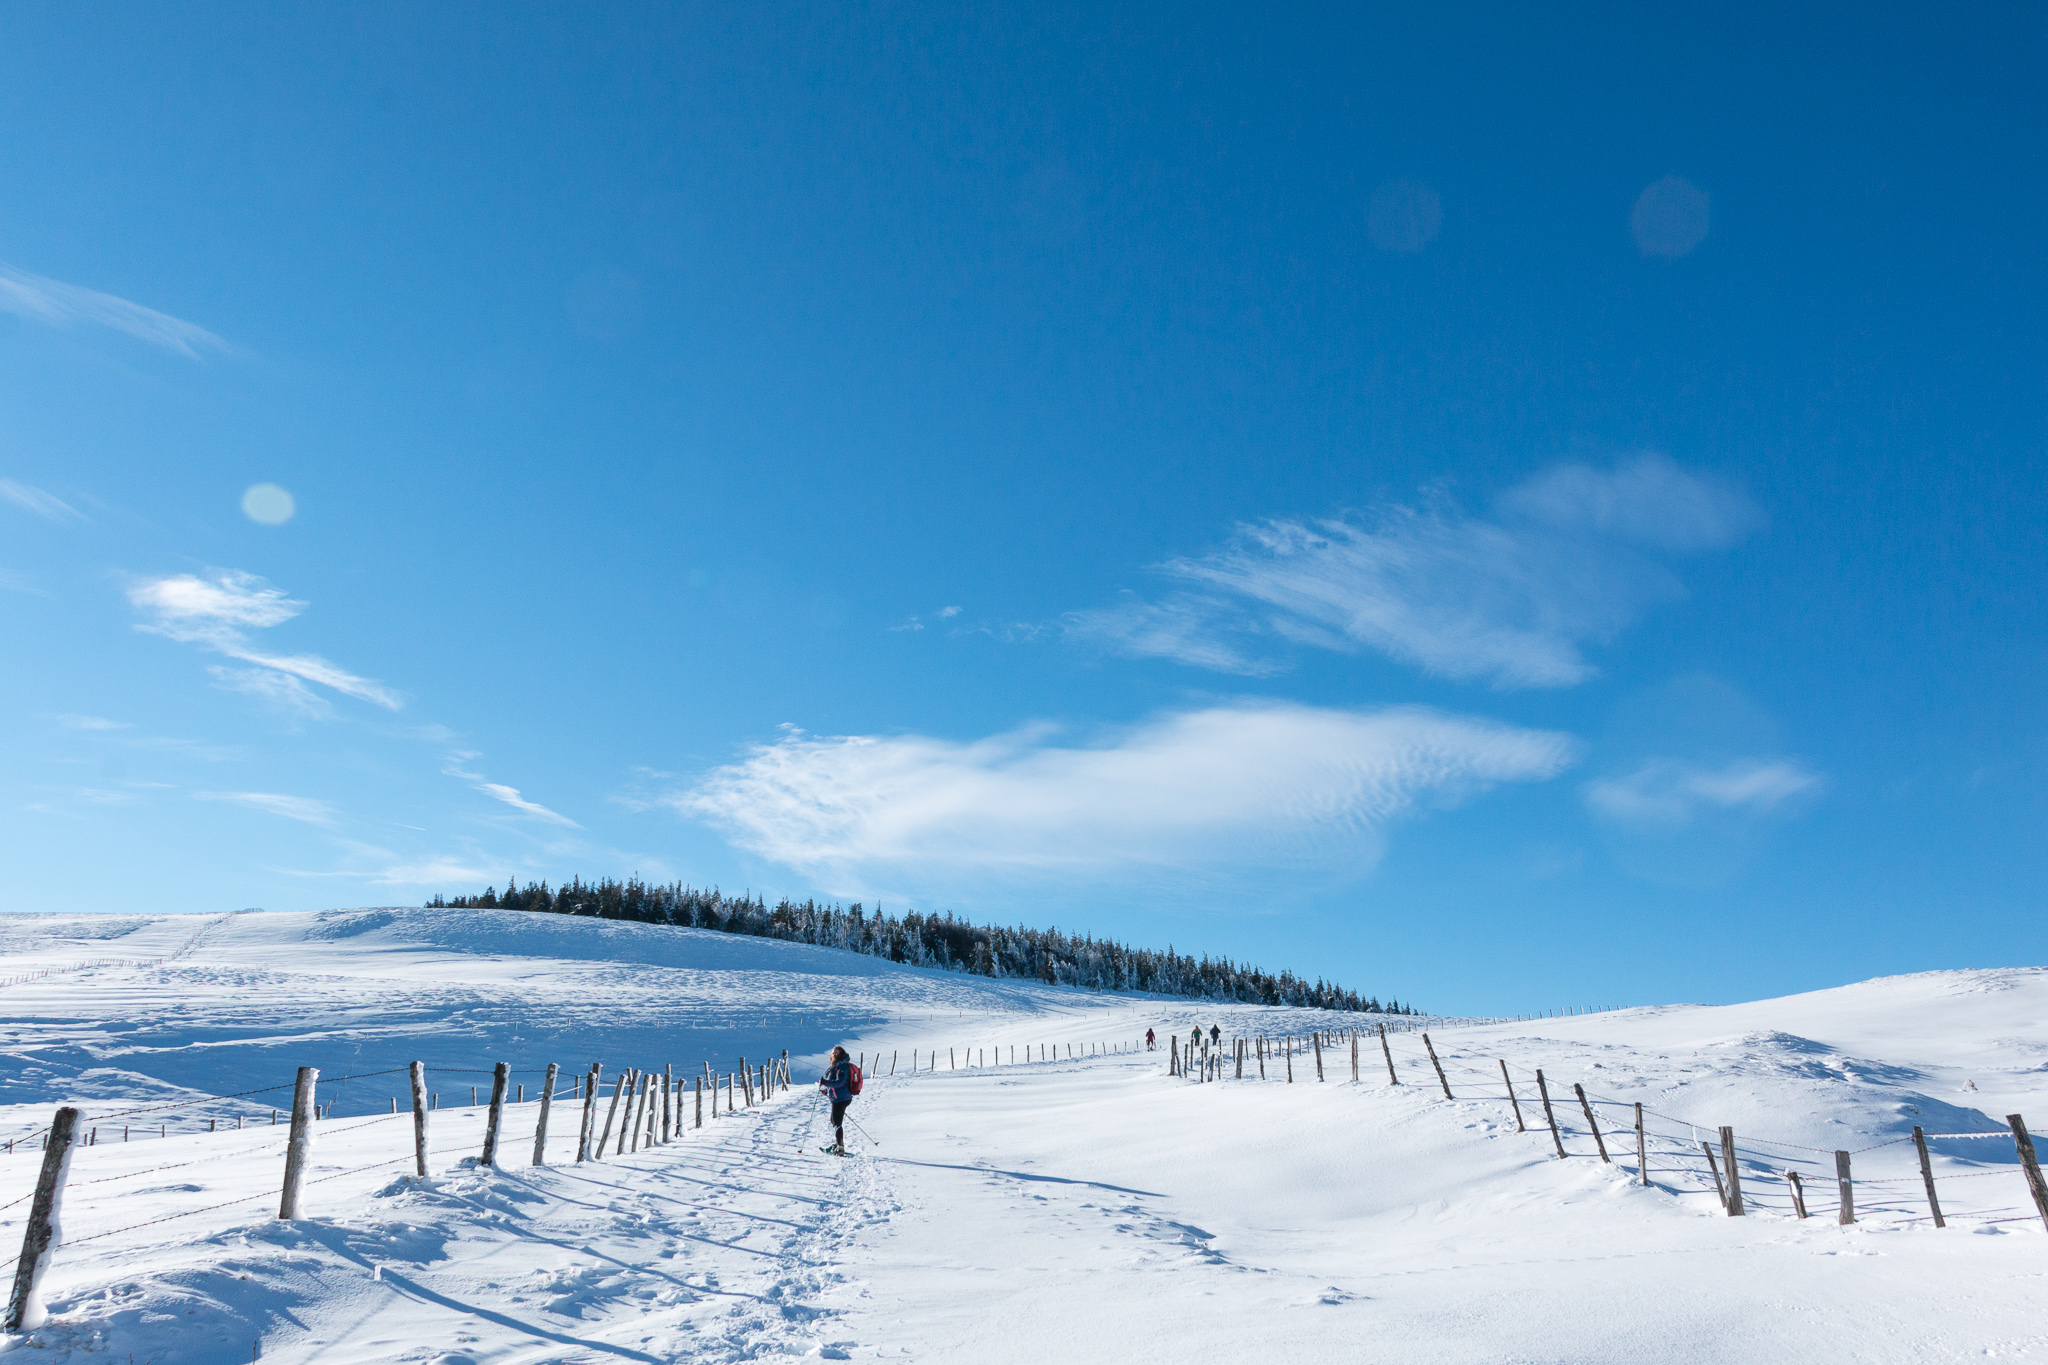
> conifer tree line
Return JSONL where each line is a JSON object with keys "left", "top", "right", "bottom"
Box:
{"left": 426, "top": 877, "right": 1418, "bottom": 1015}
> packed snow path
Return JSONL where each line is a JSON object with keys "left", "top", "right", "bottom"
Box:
{"left": 0, "top": 910, "right": 2040, "bottom": 1362}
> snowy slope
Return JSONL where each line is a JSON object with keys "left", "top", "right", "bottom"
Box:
{"left": 0, "top": 909, "right": 2041, "bottom": 1363}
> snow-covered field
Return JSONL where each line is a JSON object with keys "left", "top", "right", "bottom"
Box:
{"left": 0, "top": 907, "right": 2041, "bottom": 1362}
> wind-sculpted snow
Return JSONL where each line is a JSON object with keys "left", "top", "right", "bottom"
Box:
{"left": 0, "top": 911, "right": 2041, "bottom": 1362}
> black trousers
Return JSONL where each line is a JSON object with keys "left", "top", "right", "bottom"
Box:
{"left": 830, "top": 1098, "right": 850, "bottom": 1143}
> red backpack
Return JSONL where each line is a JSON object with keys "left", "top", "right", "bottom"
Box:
{"left": 848, "top": 1063, "right": 864, "bottom": 1096}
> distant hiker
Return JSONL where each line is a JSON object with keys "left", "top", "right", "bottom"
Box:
{"left": 1145, "top": 1028, "right": 1156, "bottom": 1050}
{"left": 818, "top": 1046, "right": 859, "bottom": 1155}
{"left": 1209, "top": 1024, "right": 1221, "bottom": 1047}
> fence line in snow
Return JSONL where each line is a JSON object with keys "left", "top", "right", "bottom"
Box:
{"left": 1158, "top": 1021, "right": 2048, "bottom": 1238}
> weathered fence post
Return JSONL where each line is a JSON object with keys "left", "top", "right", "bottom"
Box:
{"left": 278, "top": 1067, "right": 318, "bottom": 1219}
{"left": 1720, "top": 1127, "right": 1744, "bottom": 1215}
{"left": 2008, "top": 1114, "right": 2048, "bottom": 1232}
{"left": 1701, "top": 1140, "right": 1727, "bottom": 1209}
{"left": 740, "top": 1058, "right": 752, "bottom": 1108}
{"left": 577, "top": 1064, "right": 600, "bottom": 1162}
{"left": 1788, "top": 1170, "right": 1809, "bottom": 1218}
{"left": 1500, "top": 1061, "right": 1525, "bottom": 1132}
{"left": 1534, "top": 1069, "right": 1567, "bottom": 1158}
{"left": 622, "top": 1072, "right": 647, "bottom": 1154}
{"left": 1634, "top": 1102, "right": 1647, "bottom": 1185}
{"left": 1912, "top": 1126, "right": 1944, "bottom": 1228}
{"left": 595, "top": 1071, "right": 627, "bottom": 1160}
{"left": 1575, "top": 1084, "right": 1611, "bottom": 1162}
{"left": 5, "top": 1107, "right": 79, "bottom": 1331}
{"left": 1379, "top": 1025, "right": 1398, "bottom": 1086}
{"left": 481, "top": 1062, "right": 510, "bottom": 1167}
{"left": 694, "top": 1074, "right": 703, "bottom": 1128}
{"left": 1257, "top": 1036, "right": 1266, "bottom": 1080}
{"left": 1835, "top": 1149, "right": 1855, "bottom": 1224}
{"left": 534, "top": 1061, "right": 559, "bottom": 1165}
{"left": 1313, "top": 1033, "right": 1324, "bottom": 1082}
{"left": 1170, "top": 1035, "right": 1179, "bottom": 1077}
{"left": 409, "top": 1062, "right": 430, "bottom": 1178}
{"left": 1350, "top": 1033, "right": 1359, "bottom": 1083}
{"left": 1422, "top": 1034, "right": 1452, "bottom": 1099}
{"left": 1285, "top": 1038, "right": 1293, "bottom": 1083}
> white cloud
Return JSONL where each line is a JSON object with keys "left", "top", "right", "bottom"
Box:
{"left": 1065, "top": 594, "right": 1279, "bottom": 676}
{"left": 0, "top": 480, "right": 80, "bottom": 522}
{"left": 208, "top": 666, "right": 334, "bottom": 720}
{"left": 369, "top": 857, "right": 505, "bottom": 887}
{"left": 938, "top": 606, "right": 961, "bottom": 618}
{"left": 442, "top": 753, "right": 581, "bottom": 828}
{"left": 1584, "top": 757, "right": 1822, "bottom": 829}
{"left": 192, "top": 791, "right": 337, "bottom": 826}
{"left": 50, "top": 714, "right": 130, "bottom": 731}
{"left": 1069, "top": 455, "right": 1760, "bottom": 689}
{"left": 126, "top": 570, "right": 401, "bottom": 710}
{"left": 0, "top": 262, "right": 229, "bottom": 358}
{"left": 675, "top": 702, "right": 1576, "bottom": 886}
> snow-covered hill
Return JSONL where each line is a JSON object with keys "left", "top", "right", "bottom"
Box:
{"left": 0, "top": 908, "right": 2041, "bottom": 1363}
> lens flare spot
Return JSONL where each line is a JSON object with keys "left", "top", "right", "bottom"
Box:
{"left": 241, "top": 483, "right": 296, "bottom": 526}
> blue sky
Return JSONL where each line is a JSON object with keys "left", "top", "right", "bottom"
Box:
{"left": 2, "top": 4, "right": 2042, "bottom": 1013}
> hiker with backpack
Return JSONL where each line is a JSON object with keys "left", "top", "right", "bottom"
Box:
{"left": 1145, "top": 1028, "right": 1156, "bottom": 1051}
{"left": 818, "top": 1045, "right": 861, "bottom": 1155}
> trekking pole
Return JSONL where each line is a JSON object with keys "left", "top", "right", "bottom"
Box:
{"left": 846, "top": 1112, "right": 883, "bottom": 1149}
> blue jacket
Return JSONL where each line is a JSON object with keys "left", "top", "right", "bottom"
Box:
{"left": 820, "top": 1060, "right": 854, "bottom": 1102}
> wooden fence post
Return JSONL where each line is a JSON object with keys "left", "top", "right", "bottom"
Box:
{"left": 2008, "top": 1115, "right": 2048, "bottom": 1232}
{"left": 1912, "top": 1126, "right": 1944, "bottom": 1228}
{"left": 1835, "top": 1150, "right": 1854, "bottom": 1224}
{"left": 1170, "top": 1035, "right": 1179, "bottom": 1077}
{"left": 1379, "top": 1025, "right": 1398, "bottom": 1086}
{"left": 1788, "top": 1171, "right": 1809, "bottom": 1219}
{"left": 1534, "top": 1069, "right": 1567, "bottom": 1158}
{"left": 4, "top": 1106, "right": 78, "bottom": 1331}
{"left": 409, "top": 1062, "right": 430, "bottom": 1178}
{"left": 577, "top": 1065, "right": 600, "bottom": 1162}
{"left": 481, "top": 1062, "right": 510, "bottom": 1167}
{"left": 534, "top": 1062, "right": 559, "bottom": 1165}
{"left": 627, "top": 1072, "right": 650, "bottom": 1153}
{"left": 595, "top": 1071, "right": 627, "bottom": 1160}
{"left": 1257, "top": 1036, "right": 1266, "bottom": 1080}
{"left": 1422, "top": 1034, "right": 1452, "bottom": 1099}
{"left": 1350, "top": 1034, "right": 1359, "bottom": 1083}
{"left": 1634, "top": 1102, "right": 1646, "bottom": 1185}
{"left": 1701, "top": 1140, "right": 1727, "bottom": 1209}
{"left": 1313, "top": 1034, "right": 1324, "bottom": 1082}
{"left": 278, "top": 1067, "right": 319, "bottom": 1219}
{"left": 1574, "top": 1084, "right": 1610, "bottom": 1162}
{"left": 694, "top": 1075, "right": 703, "bottom": 1128}
{"left": 1720, "top": 1126, "right": 1744, "bottom": 1216}
{"left": 1500, "top": 1061, "right": 1525, "bottom": 1132}
{"left": 1285, "top": 1038, "right": 1293, "bottom": 1083}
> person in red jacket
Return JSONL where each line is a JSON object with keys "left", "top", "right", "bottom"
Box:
{"left": 818, "top": 1046, "right": 856, "bottom": 1155}
{"left": 1145, "top": 1028, "right": 1156, "bottom": 1051}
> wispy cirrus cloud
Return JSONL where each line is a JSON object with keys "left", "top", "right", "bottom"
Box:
{"left": 1584, "top": 757, "right": 1823, "bottom": 829}
{"left": 443, "top": 753, "right": 581, "bottom": 828}
{"left": 0, "top": 262, "right": 229, "bottom": 358}
{"left": 192, "top": 790, "right": 337, "bottom": 826}
{"left": 0, "top": 480, "right": 81, "bottom": 522}
{"left": 125, "top": 570, "right": 401, "bottom": 710}
{"left": 1066, "top": 455, "right": 1762, "bottom": 689}
{"left": 49, "top": 714, "right": 131, "bottom": 731}
{"left": 672, "top": 702, "right": 1576, "bottom": 890}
